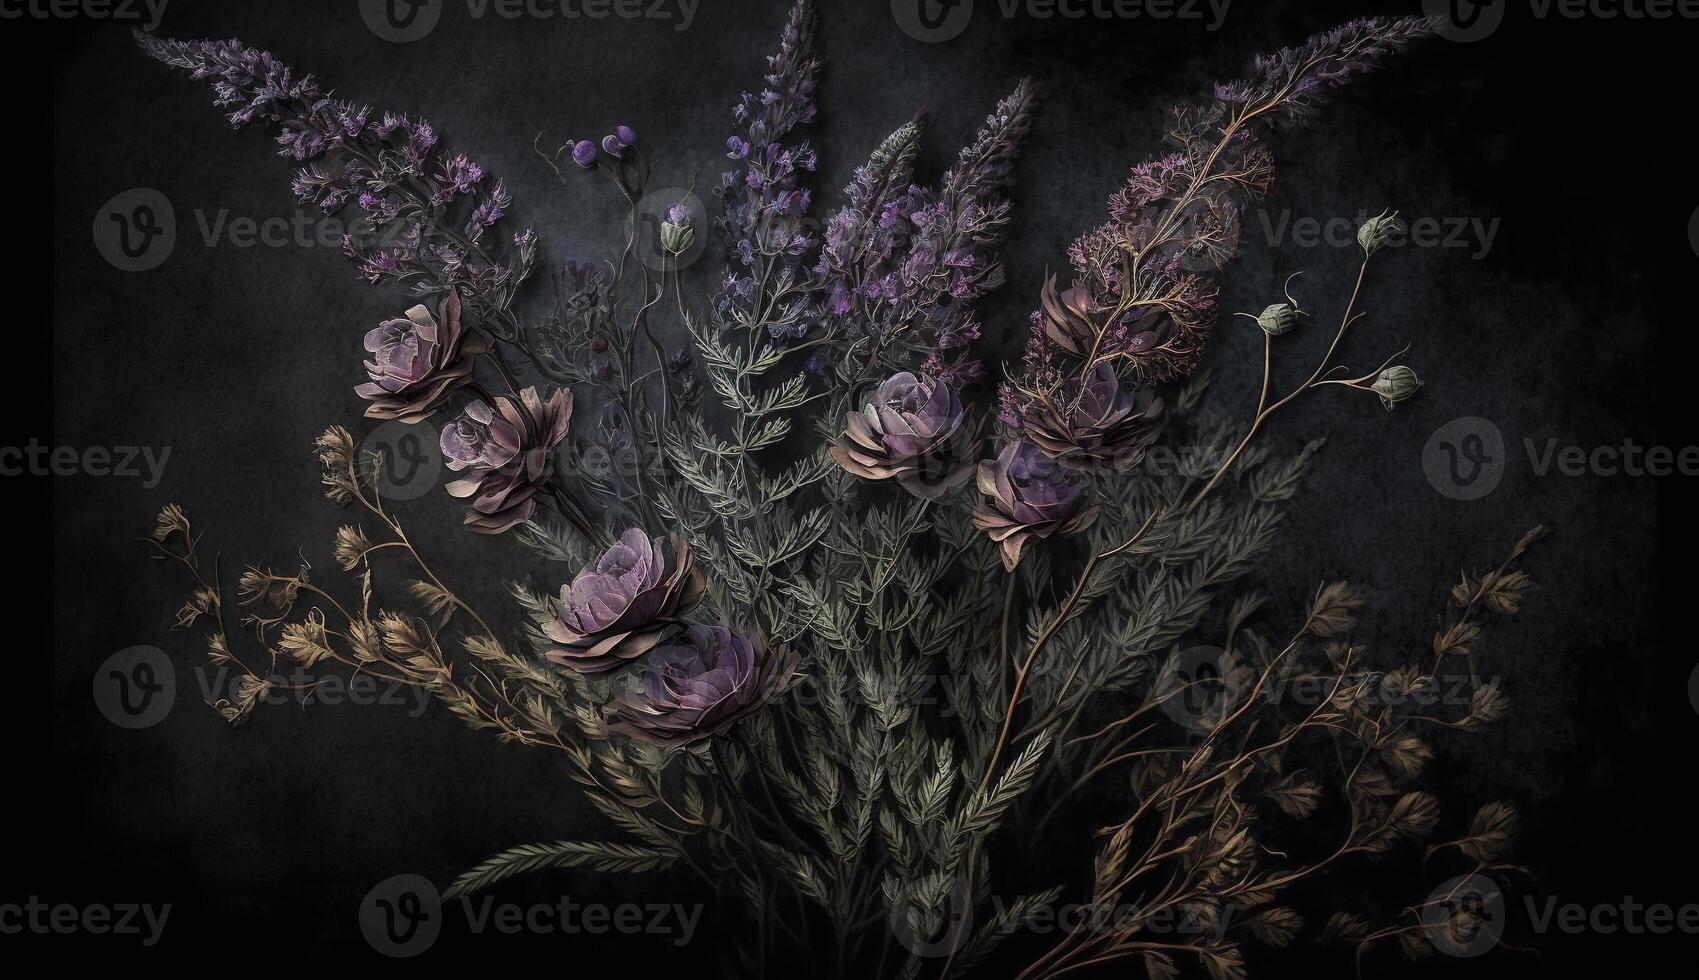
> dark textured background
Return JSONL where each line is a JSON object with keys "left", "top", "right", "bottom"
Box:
{"left": 17, "top": 0, "right": 1696, "bottom": 971}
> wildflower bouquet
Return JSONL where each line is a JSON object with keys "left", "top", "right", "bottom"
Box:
{"left": 140, "top": 5, "right": 1542, "bottom": 975}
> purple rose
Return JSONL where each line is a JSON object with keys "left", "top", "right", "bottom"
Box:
{"left": 543, "top": 529, "right": 707, "bottom": 673}
{"left": 442, "top": 386, "right": 572, "bottom": 534}
{"left": 571, "top": 140, "right": 598, "bottom": 168}
{"left": 828, "top": 372, "right": 981, "bottom": 499}
{"left": 604, "top": 625, "right": 798, "bottom": 748}
{"left": 614, "top": 125, "right": 636, "bottom": 146}
{"left": 1024, "top": 364, "right": 1165, "bottom": 472}
{"left": 972, "top": 441, "right": 1099, "bottom": 571}
{"left": 355, "top": 290, "right": 486, "bottom": 423}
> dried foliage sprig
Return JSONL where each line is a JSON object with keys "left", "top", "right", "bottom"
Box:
{"left": 137, "top": 7, "right": 1548, "bottom": 978}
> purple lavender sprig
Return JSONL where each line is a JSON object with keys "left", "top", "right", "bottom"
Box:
{"left": 816, "top": 81, "right": 1038, "bottom": 386}
{"left": 1003, "top": 16, "right": 1433, "bottom": 427}
{"left": 715, "top": 0, "right": 821, "bottom": 343}
{"left": 134, "top": 30, "right": 537, "bottom": 341}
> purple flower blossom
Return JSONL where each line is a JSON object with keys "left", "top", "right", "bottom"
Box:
{"left": 571, "top": 139, "right": 598, "bottom": 168}
{"left": 542, "top": 529, "right": 707, "bottom": 674}
{"left": 829, "top": 372, "right": 981, "bottom": 500}
{"left": 1008, "top": 16, "right": 1434, "bottom": 412}
{"left": 356, "top": 290, "right": 486, "bottom": 423}
{"left": 814, "top": 82, "right": 1037, "bottom": 382}
{"left": 714, "top": 0, "right": 821, "bottom": 335}
{"left": 441, "top": 386, "right": 573, "bottom": 534}
{"left": 603, "top": 625, "right": 798, "bottom": 748}
{"left": 972, "top": 441, "right": 1099, "bottom": 571}
{"left": 138, "top": 31, "right": 539, "bottom": 339}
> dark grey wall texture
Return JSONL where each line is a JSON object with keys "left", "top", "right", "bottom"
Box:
{"left": 27, "top": 0, "right": 1697, "bottom": 972}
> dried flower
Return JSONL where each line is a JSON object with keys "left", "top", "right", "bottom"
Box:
{"left": 1022, "top": 364, "right": 1165, "bottom": 472}
{"left": 441, "top": 386, "right": 572, "bottom": 533}
{"left": 1371, "top": 365, "right": 1422, "bottom": 410}
{"left": 543, "top": 529, "right": 707, "bottom": 673}
{"left": 1358, "top": 209, "right": 1403, "bottom": 257}
{"left": 829, "top": 372, "right": 980, "bottom": 499}
{"left": 604, "top": 625, "right": 798, "bottom": 747}
{"left": 332, "top": 525, "right": 373, "bottom": 571}
{"left": 356, "top": 290, "right": 486, "bottom": 422}
{"left": 972, "top": 440, "right": 1099, "bottom": 571}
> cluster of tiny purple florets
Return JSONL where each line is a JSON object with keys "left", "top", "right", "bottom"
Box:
{"left": 137, "top": 30, "right": 534, "bottom": 334}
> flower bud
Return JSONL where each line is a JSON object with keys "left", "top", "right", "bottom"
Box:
{"left": 571, "top": 140, "right": 597, "bottom": 168}
{"left": 660, "top": 220, "right": 694, "bottom": 256}
{"left": 1256, "top": 302, "right": 1300, "bottom": 336}
{"left": 601, "top": 134, "right": 626, "bottom": 159}
{"left": 1358, "top": 209, "right": 1403, "bottom": 257}
{"left": 1371, "top": 365, "right": 1422, "bottom": 410}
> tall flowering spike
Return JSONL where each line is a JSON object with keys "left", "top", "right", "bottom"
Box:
{"left": 1006, "top": 16, "right": 1432, "bottom": 423}
{"left": 816, "top": 113, "right": 926, "bottom": 318}
{"left": 845, "top": 115, "right": 925, "bottom": 217}
{"left": 441, "top": 386, "right": 572, "bottom": 534}
{"left": 940, "top": 78, "right": 1037, "bottom": 203}
{"left": 716, "top": 0, "right": 822, "bottom": 337}
{"left": 820, "top": 82, "right": 1039, "bottom": 386}
{"left": 136, "top": 30, "right": 538, "bottom": 336}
